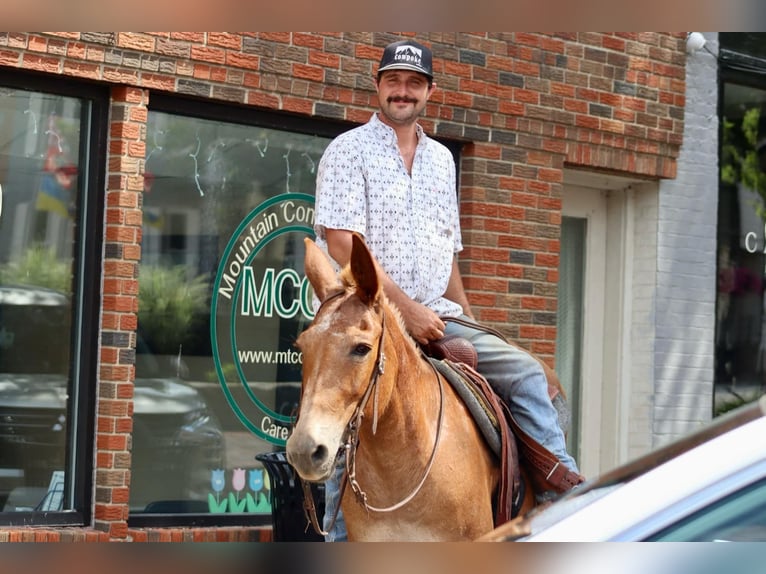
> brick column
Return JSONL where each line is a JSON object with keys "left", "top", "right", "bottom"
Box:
{"left": 95, "top": 86, "right": 148, "bottom": 539}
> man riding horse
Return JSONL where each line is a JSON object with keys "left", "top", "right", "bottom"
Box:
{"left": 308, "top": 38, "right": 583, "bottom": 541}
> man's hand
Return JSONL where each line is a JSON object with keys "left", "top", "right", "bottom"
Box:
{"left": 399, "top": 299, "right": 446, "bottom": 345}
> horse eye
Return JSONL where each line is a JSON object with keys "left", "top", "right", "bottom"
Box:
{"left": 352, "top": 343, "right": 371, "bottom": 356}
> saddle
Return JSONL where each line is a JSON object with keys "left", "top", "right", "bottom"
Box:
{"left": 423, "top": 334, "right": 584, "bottom": 525}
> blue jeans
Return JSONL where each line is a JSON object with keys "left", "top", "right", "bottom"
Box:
{"left": 322, "top": 315, "right": 579, "bottom": 541}
{"left": 444, "top": 316, "right": 579, "bottom": 473}
{"left": 322, "top": 459, "right": 347, "bottom": 541}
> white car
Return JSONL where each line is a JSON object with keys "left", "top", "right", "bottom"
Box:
{"left": 480, "top": 395, "right": 766, "bottom": 542}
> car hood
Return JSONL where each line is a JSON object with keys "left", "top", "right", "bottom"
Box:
{"left": 0, "top": 372, "right": 206, "bottom": 414}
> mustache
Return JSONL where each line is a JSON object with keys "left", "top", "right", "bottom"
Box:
{"left": 387, "top": 96, "right": 418, "bottom": 104}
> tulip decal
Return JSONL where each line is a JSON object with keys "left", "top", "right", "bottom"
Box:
{"left": 246, "top": 468, "right": 271, "bottom": 513}
{"left": 205, "top": 466, "right": 273, "bottom": 514}
{"left": 208, "top": 469, "right": 229, "bottom": 513}
{"left": 227, "top": 468, "right": 247, "bottom": 513}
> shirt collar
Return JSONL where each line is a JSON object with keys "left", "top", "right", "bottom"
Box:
{"left": 370, "top": 112, "right": 425, "bottom": 147}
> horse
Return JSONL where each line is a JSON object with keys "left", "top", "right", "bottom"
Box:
{"left": 285, "top": 234, "right": 537, "bottom": 541}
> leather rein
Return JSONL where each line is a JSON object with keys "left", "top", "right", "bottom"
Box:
{"left": 300, "top": 292, "right": 445, "bottom": 536}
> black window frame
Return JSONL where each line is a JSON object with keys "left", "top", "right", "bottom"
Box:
{"left": 715, "top": 34, "right": 766, "bottom": 417}
{"left": 0, "top": 69, "right": 108, "bottom": 527}
{"left": 130, "top": 93, "right": 348, "bottom": 529}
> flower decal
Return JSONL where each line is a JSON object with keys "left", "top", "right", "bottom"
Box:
{"left": 232, "top": 468, "right": 246, "bottom": 493}
{"left": 208, "top": 469, "right": 228, "bottom": 513}
{"left": 248, "top": 469, "right": 264, "bottom": 492}
{"left": 228, "top": 468, "right": 248, "bottom": 513}
{"left": 246, "top": 468, "right": 271, "bottom": 513}
{"left": 211, "top": 469, "right": 226, "bottom": 495}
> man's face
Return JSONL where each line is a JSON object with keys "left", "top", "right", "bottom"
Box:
{"left": 375, "top": 70, "right": 433, "bottom": 127}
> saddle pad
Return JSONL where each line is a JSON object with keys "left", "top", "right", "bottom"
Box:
{"left": 429, "top": 357, "right": 502, "bottom": 458}
{"left": 429, "top": 357, "right": 522, "bottom": 524}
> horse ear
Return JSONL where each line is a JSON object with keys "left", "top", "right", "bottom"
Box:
{"left": 303, "top": 237, "right": 343, "bottom": 303}
{"left": 350, "top": 232, "right": 380, "bottom": 306}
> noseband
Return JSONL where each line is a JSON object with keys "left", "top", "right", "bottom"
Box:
{"left": 299, "top": 290, "right": 445, "bottom": 535}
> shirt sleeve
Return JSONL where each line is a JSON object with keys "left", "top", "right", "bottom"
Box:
{"left": 313, "top": 133, "right": 368, "bottom": 242}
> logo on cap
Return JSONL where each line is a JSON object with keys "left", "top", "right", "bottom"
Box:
{"left": 394, "top": 45, "right": 423, "bottom": 66}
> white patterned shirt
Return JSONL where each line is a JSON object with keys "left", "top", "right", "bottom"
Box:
{"left": 314, "top": 113, "right": 464, "bottom": 317}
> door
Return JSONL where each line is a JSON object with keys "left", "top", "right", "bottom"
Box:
{"left": 556, "top": 185, "right": 607, "bottom": 477}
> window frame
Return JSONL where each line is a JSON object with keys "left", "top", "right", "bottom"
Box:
{"left": 714, "top": 37, "right": 766, "bottom": 417}
{"left": 0, "top": 70, "right": 108, "bottom": 526}
{"left": 128, "top": 94, "right": 351, "bottom": 529}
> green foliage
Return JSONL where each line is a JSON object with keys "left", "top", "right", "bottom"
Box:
{"left": 138, "top": 265, "right": 209, "bottom": 355}
{"left": 0, "top": 244, "right": 72, "bottom": 292}
{"left": 721, "top": 107, "right": 766, "bottom": 219}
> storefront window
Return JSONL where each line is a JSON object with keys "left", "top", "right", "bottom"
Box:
{"left": 0, "top": 83, "right": 97, "bottom": 519}
{"left": 716, "top": 79, "right": 766, "bottom": 415}
{"left": 130, "top": 102, "right": 333, "bottom": 519}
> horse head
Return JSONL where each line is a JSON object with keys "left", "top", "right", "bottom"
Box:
{"left": 286, "top": 233, "right": 388, "bottom": 482}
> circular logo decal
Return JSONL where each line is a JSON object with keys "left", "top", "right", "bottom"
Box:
{"left": 211, "top": 193, "right": 315, "bottom": 446}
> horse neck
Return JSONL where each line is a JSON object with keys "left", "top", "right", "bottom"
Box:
{"left": 359, "top": 306, "right": 441, "bottom": 455}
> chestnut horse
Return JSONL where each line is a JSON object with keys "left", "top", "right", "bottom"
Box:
{"left": 286, "top": 234, "right": 535, "bottom": 541}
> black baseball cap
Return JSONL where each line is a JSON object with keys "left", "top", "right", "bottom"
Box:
{"left": 377, "top": 40, "right": 433, "bottom": 80}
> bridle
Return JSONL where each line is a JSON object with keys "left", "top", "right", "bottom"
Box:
{"left": 299, "top": 291, "right": 445, "bottom": 536}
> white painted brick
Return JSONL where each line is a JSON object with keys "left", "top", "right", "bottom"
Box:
{"left": 642, "top": 33, "right": 718, "bottom": 452}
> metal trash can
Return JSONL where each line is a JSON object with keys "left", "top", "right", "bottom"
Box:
{"left": 255, "top": 451, "right": 325, "bottom": 542}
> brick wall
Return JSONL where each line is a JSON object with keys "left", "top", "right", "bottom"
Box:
{"left": 0, "top": 31, "right": 687, "bottom": 540}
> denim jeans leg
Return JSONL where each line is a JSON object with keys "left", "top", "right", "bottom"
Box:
{"left": 322, "top": 457, "right": 348, "bottom": 541}
{"left": 443, "top": 316, "right": 579, "bottom": 474}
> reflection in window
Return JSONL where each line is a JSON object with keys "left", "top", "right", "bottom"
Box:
{"left": 556, "top": 216, "right": 585, "bottom": 461}
{"left": 0, "top": 88, "right": 82, "bottom": 512}
{"left": 131, "top": 109, "right": 332, "bottom": 516}
{"left": 716, "top": 81, "right": 766, "bottom": 416}
{"left": 650, "top": 478, "right": 766, "bottom": 541}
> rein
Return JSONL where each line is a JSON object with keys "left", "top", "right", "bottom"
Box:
{"left": 299, "top": 293, "right": 445, "bottom": 535}
{"left": 347, "top": 349, "right": 445, "bottom": 513}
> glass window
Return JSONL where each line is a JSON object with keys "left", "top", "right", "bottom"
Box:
{"left": 715, "top": 80, "right": 766, "bottom": 416}
{"left": 130, "top": 103, "right": 334, "bottom": 521}
{"left": 649, "top": 477, "right": 766, "bottom": 541}
{"left": 0, "top": 80, "right": 101, "bottom": 522}
{"left": 720, "top": 33, "right": 766, "bottom": 65}
{"left": 555, "top": 216, "right": 585, "bottom": 460}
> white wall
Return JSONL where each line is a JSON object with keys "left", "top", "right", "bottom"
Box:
{"left": 653, "top": 32, "right": 719, "bottom": 446}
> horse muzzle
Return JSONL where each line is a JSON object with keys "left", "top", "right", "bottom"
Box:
{"left": 285, "top": 430, "right": 338, "bottom": 482}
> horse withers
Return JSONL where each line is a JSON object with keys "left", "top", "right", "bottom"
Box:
{"left": 286, "top": 234, "right": 533, "bottom": 541}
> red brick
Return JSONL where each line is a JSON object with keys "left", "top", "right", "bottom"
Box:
{"left": 207, "top": 32, "right": 241, "bottom": 50}
{"left": 117, "top": 33, "right": 155, "bottom": 52}
{"left": 170, "top": 32, "right": 205, "bottom": 43}
{"left": 282, "top": 96, "right": 313, "bottom": 115}
{"left": 293, "top": 33, "right": 324, "bottom": 49}
{"left": 227, "top": 51, "right": 260, "bottom": 70}
{"left": 190, "top": 46, "right": 226, "bottom": 65}
{"left": 292, "top": 63, "right": 324, "bottom": 82}
{"left": 258, "top": 32, "right": 290, "bottom": 43}
{"left": 309, "top": 50, "right": 340, "bottom": 68}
